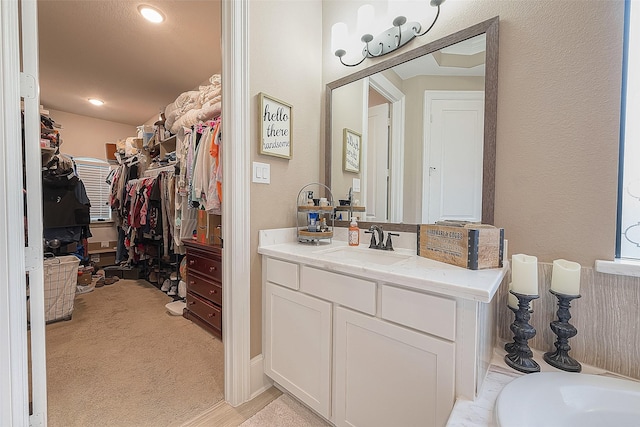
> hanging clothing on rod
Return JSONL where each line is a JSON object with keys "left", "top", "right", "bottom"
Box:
{"left": 188, "top": 118, "right": 222, "bottom": 215}
{"left": 41, "top": 152, "right": 92, "bottom": 258}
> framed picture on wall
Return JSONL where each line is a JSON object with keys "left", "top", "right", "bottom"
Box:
{"left": 343, "top": 128, "right": 361, "bottom": 173}
{"left": 258, "top": 92, "right": 292, "bottom": 159}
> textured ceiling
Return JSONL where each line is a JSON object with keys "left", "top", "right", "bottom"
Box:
{"left": 37, "top": 0, "right": 222, "bottom": 126}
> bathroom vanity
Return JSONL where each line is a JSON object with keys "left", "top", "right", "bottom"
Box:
{"left": 259, "top": 228, "right": 507, "bottom": 427}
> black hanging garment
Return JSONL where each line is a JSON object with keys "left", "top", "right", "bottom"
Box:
{"left": 42, "top": 172, "right": 91, "bottom": 228}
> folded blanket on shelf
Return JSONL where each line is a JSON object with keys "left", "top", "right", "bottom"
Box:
{"left": 163, "top": 74, "right": 222, "bottom": 134}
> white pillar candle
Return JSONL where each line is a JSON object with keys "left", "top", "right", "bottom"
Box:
{"left": 551, "top": 259, "right": 581, "bottom": 296}
{"left": 511, "top": 254, "right": 538, "bottom": 296}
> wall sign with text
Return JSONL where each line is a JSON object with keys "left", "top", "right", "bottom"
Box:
{"left": 259, "top": 92, "right": 292, "bottom": 159}
{"left": 343, "top": 128, "right": 361, "bottom": 173}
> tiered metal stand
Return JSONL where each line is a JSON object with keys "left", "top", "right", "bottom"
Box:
{"left": 296, "top": 183, "right": 334, "bottom": 244}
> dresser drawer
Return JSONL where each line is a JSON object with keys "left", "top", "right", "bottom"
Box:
{"left": 187, "top": 252, "right": 222, "bottom": 281}
{"left": 186, "top": 292, "right": 222, "bottom": 330}
{"left": 187, "top": 271, "right": 222, "bottom": 306}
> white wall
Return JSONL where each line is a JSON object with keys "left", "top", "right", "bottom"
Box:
{"left": 48, "top": 109, "right": 136, "bottom": 160}
{"left": 249, "top": 0, "right": 323, "bottom": 357}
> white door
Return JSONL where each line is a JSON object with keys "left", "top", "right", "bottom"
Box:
{"left": 264, "top": 282, "right": 332, "bottom": 419}
{"left": 1, "top": 1, "right": 47, "bottom": 425}
{"left": 366, "top": 103, "right": 390, "bottom": 222}
{"left": 333, "top": 307, "right": 455, "bottom": 427}
{"left": 423, "top": 91, "right": 484, "bottom": 224}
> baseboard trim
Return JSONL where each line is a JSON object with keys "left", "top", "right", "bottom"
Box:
{"left": 250, "top": 354, "right": 272, "bottom": 400}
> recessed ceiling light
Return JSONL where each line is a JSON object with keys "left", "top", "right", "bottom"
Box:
{"left": 88, "top": 98, "right": 104, "bottom": 106}
{"left": 138, "top": 5, "right": 165, "bottom": 23}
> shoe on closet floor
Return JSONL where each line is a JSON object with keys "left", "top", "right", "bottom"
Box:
{"left": 95, "top": 277, "right": 105, "bottom": 288}
{"left": 76, "top": 284, "right": 94, "bottom": 294}
{"left": 161, "top": 278, "right": 172, "bottom": 292}
{"left": 148, "top": 270, "right": 159, "bottom": 283}
{"left": 104, "top": 276, "right": 119, "bottom": 285}
{"left": 168, "top": 285, "right": 177, "bottom": 296}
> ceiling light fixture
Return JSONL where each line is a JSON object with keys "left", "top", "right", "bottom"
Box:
{"left": 88, "top": 98, "right": 104, "bottom": 106}
{"left": 331, "top": 0, "right": 446, "bottom": 67}
{"left": 138, "top": 5, "right": 165, "bottom": 24}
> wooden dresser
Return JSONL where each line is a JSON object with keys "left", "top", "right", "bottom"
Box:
{"left": 182, "top": 239, "right": 222, "bottom": 339}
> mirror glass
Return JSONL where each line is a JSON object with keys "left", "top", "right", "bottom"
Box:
{"left": 326, "top": 19, "right": 498, "bottom": 229}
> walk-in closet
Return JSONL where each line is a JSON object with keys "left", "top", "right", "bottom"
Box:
{"left": 33, "top": 2, "right": 225, "bottom": 425}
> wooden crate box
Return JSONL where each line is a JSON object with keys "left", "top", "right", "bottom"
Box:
{"left": 418, "top": 222, "right": 504, "bottom": 270}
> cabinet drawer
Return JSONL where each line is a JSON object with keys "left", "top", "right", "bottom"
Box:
{"left": 381, "top": 285, "right": 456, "bottom": 341}
{"left": 186, "top": 292, "right": 222, "bottom": 330}
{"left": 266, "top": 257, "right": 299, "bottom": 290}
{"left": 187, "top": 252, "right": 221, "bottom": 281}
{"left": 187, "top": 271, "right": 222, "bottom": 306}
{"left": 300, "top": 266, "right": 376, "bottom": 315}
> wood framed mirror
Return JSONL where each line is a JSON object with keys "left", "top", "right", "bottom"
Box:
{"left": 325, "top": 17, "right": 499, "bottom": 231}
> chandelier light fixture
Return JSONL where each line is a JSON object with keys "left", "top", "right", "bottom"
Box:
{"left": 331, "top": 0, "right": 446, "bottom": 67}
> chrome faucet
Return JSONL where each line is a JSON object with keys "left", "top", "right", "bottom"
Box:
{"left": 365, "top": 225, "right": 385, "bottom": 250}
{"left": 365, "top": 225, "right": 399, "bottom": 251}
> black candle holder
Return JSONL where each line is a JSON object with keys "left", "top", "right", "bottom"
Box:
{"left": 504, "top": 305, "right": 518, "bottom": 355}
{"left": 504, "top": 291, "right": 540, "bottom": 374}
{"left": 543, "top": 290, "right": 582, "bottom": 372}
{"left": 504, "top": 302, "right": 533, "bottom": 355}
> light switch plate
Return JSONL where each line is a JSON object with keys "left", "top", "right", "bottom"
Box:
{"left": 253, "top": 162, "right": 270, "bottom": 184}
{"left": 352, "top": 178, "right": 361, "bottom": 192}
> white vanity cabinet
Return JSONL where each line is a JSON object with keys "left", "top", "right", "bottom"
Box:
{"left": 263, "top": 258, "right": 483, "bottom": 427}
{"left": 260, "top": 233, "right": 505, "bottom": 427}
{"left": 334, "top": 306, "right": 455, "bottom": 427}
{"left": 264, "top": 281, "right": 332, "bottom": 418}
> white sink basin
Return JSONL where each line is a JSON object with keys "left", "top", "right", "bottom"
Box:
{"left": 315, "top": 246, "right": 412, "bottom": 266}
{"left": 495, "top": 372, "right": 640, "bottom": 427}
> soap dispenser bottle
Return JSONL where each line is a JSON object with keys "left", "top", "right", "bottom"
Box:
{"left": 348, "top": 217, "right": 359, "bottom": 246}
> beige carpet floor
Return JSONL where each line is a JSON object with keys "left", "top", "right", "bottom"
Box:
{"left": 45, "top": 279, "right": 224, "bottom": 427}
{"left": 239, "top": 394, "right": 331, "bottom": 427}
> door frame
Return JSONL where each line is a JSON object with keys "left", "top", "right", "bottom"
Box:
{"left": 366, "top": 102, "right": 390, "bottom": 222}
{"left": 366, "top": 74, "right": 405, "bottom": 223}
{"left": 0, "top": 2, "right": 253, "bottom": 423}
{"left": 221, "top": 0, "right": 252, "bottom": 406}
{"left": 1, "top": 0, "right": 38, "bottom": 425}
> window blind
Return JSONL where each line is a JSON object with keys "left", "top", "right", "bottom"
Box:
{"left": 74, "top": 158, "right": 112, "bottom": 222}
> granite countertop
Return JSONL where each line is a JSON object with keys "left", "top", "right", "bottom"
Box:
{"left": 258, "top": 228, "right": 508, "bottom": 302}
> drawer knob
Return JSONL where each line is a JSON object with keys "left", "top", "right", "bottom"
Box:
{"left": 189, "top": 280, "right": 195, "bottom": 285}
{"left": 209, "top": 266, "right": 217, "bottom": 272}
{"left": 208, "top": 312, "right": 215, "bottom": 318}
{"left": 209, "top": 289, "right": 217, "bottom": 295}
{"left": 189, "top": 301, "right": 196, "bottom": 306}
{"left": 189, "top": 260, "right": 196, "bottom": 266}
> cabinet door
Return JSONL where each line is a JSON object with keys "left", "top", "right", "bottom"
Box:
{"left": 334, "top": 307, "right": 455, "bottom": 427}
{"left": 264, "top": 282, "right": 332, "bottom": 419}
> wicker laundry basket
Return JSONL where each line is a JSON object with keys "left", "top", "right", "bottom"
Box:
{"left": 43, "top": 255, "right": 80, "bottom": 323}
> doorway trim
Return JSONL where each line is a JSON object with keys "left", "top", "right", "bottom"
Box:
{"left": 221, "top": 0, "right": 251, "bottom": 406}
{"left": 0, "top": 0, "right": 31, "bottom": 424}
{"left": 367, "top": 74, "right": 405, "bottom": 223}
